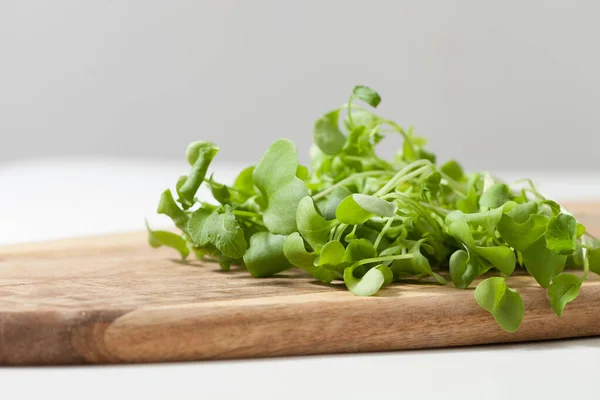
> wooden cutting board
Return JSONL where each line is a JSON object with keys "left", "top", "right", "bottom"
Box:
{"left": 1, "top": 203, "right": 599, "bottom": 365}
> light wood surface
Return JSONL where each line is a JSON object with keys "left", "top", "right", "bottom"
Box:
{"left": 1, "top": 203, "right": 599, "bottom": 365}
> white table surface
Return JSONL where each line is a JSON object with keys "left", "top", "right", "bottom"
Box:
{"left": 2, "top": 157, "right": 600, "bottom": 400}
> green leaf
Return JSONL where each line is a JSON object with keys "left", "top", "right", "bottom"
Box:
{"left": 313, "top": 109, "right": 346, "bottom": 155}
{"left": 506, "top": 201, "right": 538, "bottom": 223}
{"left": 187, "top": 206, "right": 247, "bottom": 259}
{"left": 265, "top": 179, "right": 310, "bottom": 234}
{"left": 296, "top": 165, "right": 309, "bottom": 181}
{"left": 541, "top": 200, "right": 561, "bottom": 216}
{"left": 392, "top": 240, "right": 447, "bottom": 284}
{"left": 343, "top": 239, "right": 377, "bottom": 263}
{"left": 318, "top": 186, "right": 353, "bottom": 220}
{"left": 178, "top": 141, "right": 219, "bottom": 209}
{"left": 146, "top": 220, "right": 189, "bottom": 260}
{"left": 576, "top": 223, "right": 586, "bottom": 238}
{"left": 545, "top": 213, "right": 577, "bottom": 255}
{"left": 317, "top": 241, "right": 346, "bottom": 267}
{"left": 377, "top": 265, "right": 394, "bottom": 285}
{"left": 336, "top": 194, "right": 397, "bottom": 224}
{"left": 440, "top": 160, "right": 465, "bottom": 181}
{"left": 344, "top": 264, "right": 389, "bottom": 296}
{"left": 446, "top": 213, "right": 476, "bottom": 248}
{"left": 253, "top": 139, "right": 299, "bottom": 195}
{"left": 344, "top": 126, "right": 373, "bottom": 157}
{"left": 206, "top": 176, "right": 231, "bottom": 205}
{"left": 479, "top": 183, "right": 510, "bottom": 209}
{"left": 521, "top": 236, "right": 567, "bottom": 288}
{"left": 348, "top": 109, "right": 380, "bottom": 131}
{"left": 157, "top": 189, "right": 188, "bottom": 230}
{"left": 352, "top": 85, "right": 382, "bottom": 108}
{"left": 474, "top": 246, "right": 516, "bottom": 276}
{"left": 283, "top": 233, "right": 338, "bottom": 283}
{"left": 186, "top": 208, "right": 212, "bottom": 244}
{"left": 589, "top": 248, "right": 600, "bottom": 276}
{"left": 547, "top": 273, "right": 582, "bottom": 316}
{"left": 497, "top": 213, "right": 548, "bottom": 251}
{"left": 474, "top": 277, "right": 524, "bottom": 332}
{"left": 243, "top": 232, "right": 291, "bottom": 277}
{"left": 449, "top": 249, "right": 487, "bottom": 289}
{"left": 457, "top": 187, "right": 479, "bottom": 213}
{"left": 296, "top": 196, "right": 337, "bottom": 249}
{"left": 233, "top": 166, "right": 256, "bottom": 197}
{"left": 423, "top": 171, "right": 441, "bottom": 199}
{"left": 283, "top": 232, "right": 315, "bottom": 268}
{"left": 454, "top": 202, "right": 515, "bottom": 235}
{"left": 253, "top": 139, "right": 309, "bottom": 234}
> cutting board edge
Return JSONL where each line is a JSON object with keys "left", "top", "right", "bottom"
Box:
{"left": 2, "top": 283, "right": 600, "bottom": 365}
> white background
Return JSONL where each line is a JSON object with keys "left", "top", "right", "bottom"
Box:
{"left": 1, "top": 0, "right": 600, "bottom": 170}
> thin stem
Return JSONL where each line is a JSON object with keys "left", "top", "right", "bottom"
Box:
{"left": 374, "top": 161, "right": 432, "bottom": 197}
{"left": 346, "top": 224, "right": 358, "bottom": 240}
{"left": 328, "top": 225, "right": 336, "bottom": 242}
{"left": 312, "top": 170, "right": 395, "bottom": 200}
{"left": 334, "top": 223, "right": 349, "bottom": 241}
{"left": 382, "top": 119, "right": 408, "bottom": 138}
{"left": 347, "top": 95, "right": 355, "bottom": 128}
{"left": 350, "top": 254, "right": 414, "bottom": 269}
{"left": 393, "top": 194, "right": 444, "bottom": 237}
{"left": 439, "top": 172, "right": 468, "bottom": 197}
{"left": 198, "top": 201, "right": 219, "bottom": 210}
{"left": 232, "top": 210, "right": 261, "bottom": 218}
{"left": 374, "top": 217, "right": 395, "bottom": 249}
{"left": 582, "top": 236, "right": 590, "bottom": 280}
{"left": 418, "top": 201, "right": 451, "bottom": 216}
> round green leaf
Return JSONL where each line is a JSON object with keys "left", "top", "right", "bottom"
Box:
{"left": 344, "top": 264, "right": 388, "bottom": 296}
{"left": 313, "top": 110, "right": 345, "bottom": 155}
{"left": 545, "top": 213, "right": 577, "bottom": 255}
{"left": 547, "top": 273, "right": 582, "bottom": 317}
{"left": 336, "top": 194, "right": 397, "bottom": 225}
{"left": 474, "top": 277, "right": 524, "bottom": 333}
{"left": 243, "top": 232, "right": 291, "bottom": 278}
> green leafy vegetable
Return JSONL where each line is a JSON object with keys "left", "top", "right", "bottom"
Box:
{"left": 336, "top": 194, "right": 397, "bottom": 224}
{"left": 187, "top": 206, "right": 247, "bottom": 259}
{"left": 314, "top": 110, "right": 346, "bottom": 155}
{"left": 547, "top": 273, "right": 582, "bottom": 316}
{"left": 146, "top": 220, "right": 189, "bottom": 260}
{"left": 150, "top": 85, "right": 597, "bottom": 333}
{"left": 440, "top": 160, "right": 465, "bottom": 181}
{"left": 296, "top": 196, "right": 336, "bottom": 249}
{"left": 475, "top": 277, "right": 524, "bottom": 332}
{"left": 253, "top": 139, "right": 309, "bottom": 235}
{"left": 178, "top": 141, "right": 219, "bottom": 209}
{"left": 522, "top": 237, "right": 567, "bottom": 288}
{"left": 318, "top": 241, "right": 346, "bottom": 267}
{"left": 283, "top": 233, "right": 338, "bottom": 282}
{"left": 344, "top": 263, "right": 392, "bottom": 296}
{"left": 479, "top": 183, "right": 510, "bottom": 209}
{"left": 352, "top": 85, "right": 382, "bottom": 108}
{"left": 545, "top": 213, "right": 578, "bottom": 255}
{"left": 157, "top": 189, "right": 188, "bottom": 230}
{"left": 243, "top": 232, "right": 291, "bottom": 278}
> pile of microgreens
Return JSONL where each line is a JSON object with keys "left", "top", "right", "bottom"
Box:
{"left": 148, "top": 86, "right": 600, "bottom": 332}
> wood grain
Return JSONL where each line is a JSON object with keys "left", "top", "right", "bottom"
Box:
{"left": 1, "top": 203, "right": 599, "bottom": 365}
